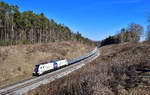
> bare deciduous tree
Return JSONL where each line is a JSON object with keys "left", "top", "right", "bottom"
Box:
{"left": 146, "top": 15, "right": 150, "bottom": 41}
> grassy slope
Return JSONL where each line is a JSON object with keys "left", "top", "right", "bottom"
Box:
{"left": 26, "top": 42, "right": 150, "bottom": 95}
{"left": 0, "top": 41, "right": 93, "bottom": 87}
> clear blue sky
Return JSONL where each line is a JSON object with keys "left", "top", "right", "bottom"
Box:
{"left": 2, "top": 0, "right": 150, "bottom": 41}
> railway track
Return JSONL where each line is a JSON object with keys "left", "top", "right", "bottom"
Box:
{"left": 0, "top": 47, "right": 99, "bottom": 95}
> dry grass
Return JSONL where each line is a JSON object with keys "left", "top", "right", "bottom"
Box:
{"left": 26, "top": 42, "right": 150, "bottom": 95}
{"left": 0, "top": 41, "right": 93, "bottom": 87}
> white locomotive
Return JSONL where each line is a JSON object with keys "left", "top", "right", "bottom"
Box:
{"left": 33, "top": 59, "right": 68, "bottom": 76}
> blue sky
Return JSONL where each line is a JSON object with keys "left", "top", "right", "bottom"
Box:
{"left": 2, "top": 0, "right": 150, "bottom": 41}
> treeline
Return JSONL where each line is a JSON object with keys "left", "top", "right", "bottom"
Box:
{"left": 0, "top": 1, "right": 94, "bottom": 46}
{"left": 146, "top": 14, "right": 150, "bottom": 41}
{"left": 101, "top": 14, "right": 150, "bottom": 46}
{"left": 101, "top": 23, "right": 144, "bottom": 46}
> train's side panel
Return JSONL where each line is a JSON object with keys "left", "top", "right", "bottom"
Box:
{"left": 38, "top": 65, "right": 43, "bottom": 75}
{"left": 47, "top": 62, "right": 54, "bottom": 70}
{"left": 38, "top": 63, "right": 53, "bottom": 75}
{"left": 57, "top": 59, "right": 68, "bottom": 68}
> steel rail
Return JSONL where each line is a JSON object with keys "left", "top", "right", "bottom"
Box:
{"left": 0, "top": 47, "right": 99, "bottom": 95}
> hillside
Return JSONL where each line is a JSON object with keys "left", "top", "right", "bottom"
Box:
{"left": 0, "top": 41, "right": 93, "bottom": 87}
{"left": 26, "top": 42, "right": 150, "bottom": 95}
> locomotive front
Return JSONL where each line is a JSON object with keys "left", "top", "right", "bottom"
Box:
{"left": 33, "top": 65, "right": 40, "bottom": 76}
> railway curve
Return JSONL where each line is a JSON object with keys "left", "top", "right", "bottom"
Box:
{"left": 0, "top": 47, "right": 99, "bottom": 95}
